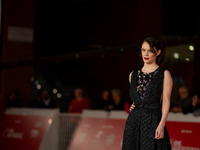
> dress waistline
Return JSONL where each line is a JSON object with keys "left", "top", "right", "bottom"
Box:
{"left": 134, "top": 103, "right": 161, "bottom": 109}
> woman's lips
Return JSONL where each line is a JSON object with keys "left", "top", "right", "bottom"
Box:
{"left": 144, "top": 57, "right": 149, "bottom": 60}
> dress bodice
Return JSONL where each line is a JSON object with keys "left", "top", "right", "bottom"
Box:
{"left": 129, "top": 66, "right": 165, "bottom": 108}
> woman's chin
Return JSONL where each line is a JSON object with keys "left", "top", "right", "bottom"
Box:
{"left": 143, "top": 60, "right": 153, "bottom": 64}
{"left": 143, "top": 60, "right": 150, "bottom": 63}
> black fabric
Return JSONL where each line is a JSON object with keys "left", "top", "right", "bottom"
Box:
{"left": 122, "top": 67, "right": 171, "bottom": 150}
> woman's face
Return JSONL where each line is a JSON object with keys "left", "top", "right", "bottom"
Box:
{"left": 141, "top": 41, "right": 159, "bottom": 64}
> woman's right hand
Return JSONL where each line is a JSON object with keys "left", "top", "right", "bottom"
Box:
{"left": 129, "top": 102, "right": 135, "bottom": 111}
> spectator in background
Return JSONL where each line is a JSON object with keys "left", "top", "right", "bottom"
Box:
{"left": 68, "top": 88, "right": 90, "bottom": 113}
{"left": 40, "top": 90, "right": 57, "bottom": 108}
{"left": 98, "top": 89, "right": 113, "bottom": 110}
{"left": 192, "top": 94, "right": 200, "bottom": 110}
{"left": 110, "top": 88, "right": 124, "bottom": 110}
{"left": 192, "top": 94, "right": 200, "bottom": 116}
{"left": 7, "top": 90, "right": 22, "bottom": 108}
{"left": 172, "top": 86, "right": 193, "bottom": 114}
{"left": 30, "top": 90, "right": 43, "bottom": 108}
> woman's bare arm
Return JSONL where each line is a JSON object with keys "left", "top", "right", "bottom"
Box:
{"left": 160, "top": 70, "right": 173, "bottom": 126}
{"left": 155, "top": 70, "right": 173, "bottom": 139}
{"left": 129, "top": 71, "right": 135, "bottom": 111}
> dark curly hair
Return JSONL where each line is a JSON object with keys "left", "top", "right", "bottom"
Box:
{"left": 142, "top": 37, "right": 165, "bottom": 65}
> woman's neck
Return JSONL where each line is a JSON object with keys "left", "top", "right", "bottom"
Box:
{"left": 142, "top": 63, "right": 159, "bottom": 72}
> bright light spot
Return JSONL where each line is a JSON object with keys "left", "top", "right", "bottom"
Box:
{"left": 57, "top": 93, "right": 62, "bottom": 98}
{"left": 36, "top": 84, "right": 41, "bottom": 90}
{"left": 185, "top": 58, "right": 190, "bottom": 61}
{"left": 53, "top": 88, "right": 58, "bottom": 94}
{"left": 189, "top": 45, "right": 194, "bottom": 51}
{"left": 48, "top": 119, "right": 52, "bottom": 124}
{"left": 173, "top": 53, "right": 179, "bottom": 59}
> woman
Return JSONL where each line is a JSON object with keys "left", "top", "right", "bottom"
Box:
{"left": 122, "top": 37, "right": 173, "bottom": 150}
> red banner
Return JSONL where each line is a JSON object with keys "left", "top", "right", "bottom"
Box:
{"left": 0, "top": 114, "right": 50, "bottom": 150}
{"left": 68, "top": 118, "right": 126, "bottom": 150}
{"left": 69, "top": 118, "right": 200, "bottom": 150}
{"left": 166, "top": 121, "right": 200, "bottom": 149}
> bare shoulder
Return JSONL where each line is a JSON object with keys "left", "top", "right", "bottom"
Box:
{"left": 164, "top": 70, "right": 172, "bottom": 78}
{"left": 164, "top": 70, "right": 173, "bottom": 83}
{"left": 129, "top": 71, "right": 134, "bottom": 76}
{"left": 129, "top": 71, "right": 134, "bottom": 84}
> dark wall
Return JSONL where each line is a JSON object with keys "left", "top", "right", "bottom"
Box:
{"left": 0, "top": 0, "right": 35, "bottom": 120}
{"left": 162, "top": 0, "right": 200, "bottom": 36}
{"left": 35, "top": 0, "right": 162, "bottom": 57}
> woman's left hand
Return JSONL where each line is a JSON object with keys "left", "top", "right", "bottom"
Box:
{"left": 155, "top": 124, "right": 164, "bottom": 139}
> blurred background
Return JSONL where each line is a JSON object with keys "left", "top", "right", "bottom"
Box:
{"left": 0, "top": 0, "right": 200, "bottom": 149}
{"left": 1, "top": 0, "right": 200, "bottom": 114}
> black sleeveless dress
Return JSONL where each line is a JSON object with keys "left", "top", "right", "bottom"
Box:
{"left": 122, "top": 67, "right": 171, "bottom": 150}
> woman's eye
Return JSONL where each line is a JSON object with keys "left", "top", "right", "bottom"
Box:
{"left": 149, "top": 49, "right": 156, "bottom": 53}
{"left": 141, "top": 49, "right": 145, "bottom": 52}
{"left": 149, "top": 50, "right": 153, "bottom": 53}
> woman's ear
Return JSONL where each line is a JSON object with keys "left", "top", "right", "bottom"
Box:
{"left": 157, "top": 50, "right": 161, "bottom": 56}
